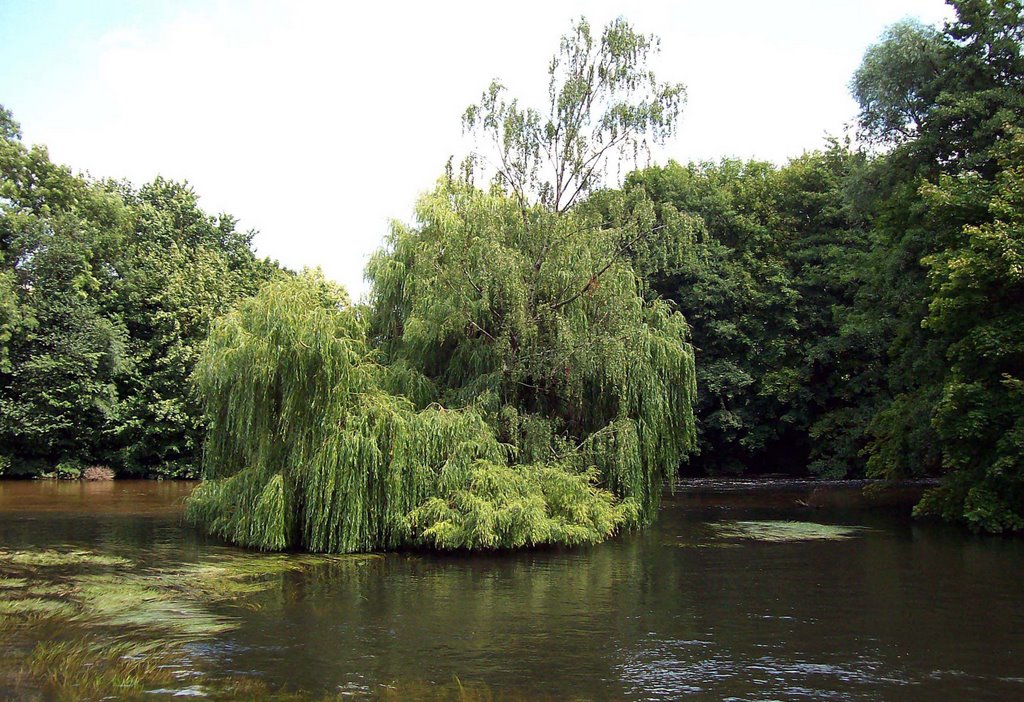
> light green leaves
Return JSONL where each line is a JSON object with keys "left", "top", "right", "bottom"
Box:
{"left": 464, "top": 17, "right": 685, "bottom": 213}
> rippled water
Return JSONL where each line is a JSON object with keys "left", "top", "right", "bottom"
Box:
{"left": 1, "top": 480, "right": 1022, "bottom": 700}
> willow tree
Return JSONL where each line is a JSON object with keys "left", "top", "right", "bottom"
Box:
{"left": 463, "top": 16, "right": 686, "bottom": 213}
{"left": 367, "top": 181, "right": 696, "bottom": 526}
{"left": 371, "top": 15, "right": 696, "bottom": 524}
{"left": 187, "top": 16, "right": 696, "bottom": 552}
{"left": 186, "top": 271, "right": 631, "bottom": 551}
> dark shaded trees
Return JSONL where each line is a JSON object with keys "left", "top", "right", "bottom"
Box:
{"left": 843, "top": 0, "right": 1024, "bottom": 529}
{"left": 0, "top": 107, "right": 280, "bottom": 476}
{"left": 624, "top": 147, "right": 869, "bottom": 476}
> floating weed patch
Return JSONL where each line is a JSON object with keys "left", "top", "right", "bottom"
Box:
{"left": 161, "top": 551, "right": 382, "bottom": 604}
{"left": 663, "top": 540, "right": 742, "bottom": 549}
{"left": 3, "top": 547, "right": 383, "bottom": 699}
{"left": 707, "top": 520, "right": 868, "bottom": 543}
{"left": 0, "top": 597, "right": 76, "bottom": 619}
{"left": 0, "top": 549, "right": 131, "bottom": 568}
{"left": 23, "top": 638, "right": 184, "bottom": 701}
{"left": 72, "top": 574, "right": 236, "bottom": 639}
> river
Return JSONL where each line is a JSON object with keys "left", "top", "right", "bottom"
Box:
{"left": 0, "top": 480, "right": 1021, "bottom": 700}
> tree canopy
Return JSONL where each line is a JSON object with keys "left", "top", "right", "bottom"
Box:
{"left": 463, "top": 16, "right": 685, "bottom": 213}
{"left": 0, "top": 108, "right": 279, "bottom": 477}
{"left": 186, "top": 16, "right": 698, "bottom": 551}
{"left": 7, "top": 2, "right": 1024, "bottom": 542}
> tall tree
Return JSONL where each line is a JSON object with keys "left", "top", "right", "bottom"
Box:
{"left": 110, "top": 178, "right": 279, "bottom": 476}
{"left": 623, "top": 147, "right": 868, "bottom": 477}
{"left": 463, "top": 16, "right": 685, "bottom": 213}
{"left": 187, "top": 17, "right": 698, "bottom": 552}
{"left": 0, "top": 109, "right": 131, "bottom": 471}
{"left": 914, "top": 130, "right": 1024, "bottom": 531}
{"left": 846, "top": 0, "right": 1024, "bottom": 528}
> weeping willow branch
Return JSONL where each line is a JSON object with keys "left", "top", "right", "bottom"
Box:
{"left": 548, "top": 223, "right": 666, "bottom": 312}
{"left": 186, "top": 271, "right": 635, "bottom": 553}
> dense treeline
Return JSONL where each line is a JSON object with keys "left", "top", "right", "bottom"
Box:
{"left": 0, "top": 108, "right": 281, "bottom": 478}
{"left": 3, "top": 1, "right": 1023, "bottom": 545}
{"left": 619, "top": 0, "right": 1024, "bottom": 531}
{"left": 619, "top": 148, "right": 871, "bottom": 478}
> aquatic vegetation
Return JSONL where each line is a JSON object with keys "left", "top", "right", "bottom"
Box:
{"left": 18, "top": 636, "right": 558, "bottom": 702}
{"left": 72, "top": 574, "right": 235, "bottom": 638}
{"left": 373, "top": 679, "right": 568, "bottom": 701}
{"left": 0, "top": 597, "right": 76, "bottom": 619}
{"left": 162, "top": 552, "right": 383, "bottom": 604}
{"left": 1, "top": 546, "right": 389, "bottom": 698}
{"left": 0, "top": 548, "right": 379, "bottom": 640}
{"left": 0, "top": 548, "right": 131, "bottom": 568}
{"left": 708, "top": 520, "right": 868, "bottom": 543}
{"left": 663, "top": 541, "right": 741, "bottom": 549}
{"left": 22, "top": 639, "right": 183, "bottom": 701}
{"left": 1, "top": 541, "right": 553, "bottom": 700}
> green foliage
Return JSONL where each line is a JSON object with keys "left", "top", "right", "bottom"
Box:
{"left": 188, "top": 17, "right": 696, "bottom": 552}
{"left": 110, "top": 178, "right": 280, "bottom": 477}
{"left": 614, "top": 1, "right": 1024, "bottom": 535}
{"left": 851, "top": 19, "right": 944, "bottom": 145}
{"left": 463, "top": 17, "right": 685, "bottom": 213}
{"left": 911, "top": 130, "right": 1024, "bottom": 531}
{"left": 408, "top": 461, "right": 628, "bottom": 550}
{"left": 624, "top": 147, "right": 868, "bottom": 476}
{"left": 186, "top": 272, "right": 637, "bottom": 551}
{"left": 367, "top": 181, "right": 697, "bottom": 524}
{"left": 0, "top": 116, "right": 131, "bottom": 467}
{"left": 835, "top": 1, "right": 1024, "bottom": 530}
{"left": 53, "top": 460, "right": 83, "bottom": 480}
{"left": 0, "top": 105, "right": 280, "bottom": 476}
{"left": 10, "top": 3, "right": 1024, "bottom": 542}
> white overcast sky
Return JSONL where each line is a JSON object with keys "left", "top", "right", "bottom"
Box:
{"left": 1, "top": 0, "right": 952, "bottom": 298}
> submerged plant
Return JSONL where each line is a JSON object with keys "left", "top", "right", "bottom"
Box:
{"left": 0, "top": 546, "right": 373, "bottom": 639}
{"left": 0, "top": 549, "right": 131, "bottom": 568}
{"left": 0, "top": 597, "right": 76, "bottom": 619}
{"left": 19, "top": 636, "right": 560, "bottom": 702}
{"left": 706, "top": 520, "right": 868, "bottom": 543}
{"left": 2, "top": 546, "right": 391, "bottom": 698}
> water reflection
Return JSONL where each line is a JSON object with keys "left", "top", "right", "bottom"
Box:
{"left": 0, "top": 481, "right": 1022, "bottom": 701}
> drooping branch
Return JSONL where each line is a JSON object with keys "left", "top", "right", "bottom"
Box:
{"left": 548, "top": 223, "right": 665, "bottom": 311}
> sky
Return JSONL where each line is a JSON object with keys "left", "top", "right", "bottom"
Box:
{"left": 0, "top": 0, "right": 953, "bottom": 298}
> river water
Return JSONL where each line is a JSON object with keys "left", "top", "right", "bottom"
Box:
{"left": 0, "top": 480, "right": 1021, "bottom": 700}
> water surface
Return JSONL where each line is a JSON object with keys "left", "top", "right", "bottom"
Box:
{"left": 1, "top": 480, "right": 1021, "bottom": 700}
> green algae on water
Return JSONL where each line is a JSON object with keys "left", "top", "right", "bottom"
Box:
{"left": 0, "top": 546, "right": 379, "bottom": 639}
{"left": 708, "top": 520, "right": 868, "bottom": 542}
{"left": 2, "top": 545, "right": 383, "bottom": 698}
{"left": 0, "top": 597, "right": 76, "bottom": 619}
{"left": 0, "top": 549, "right": 131, "bottom": 568}
{"left": 72, "top": 573, "right": 236, "bottom": 638}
